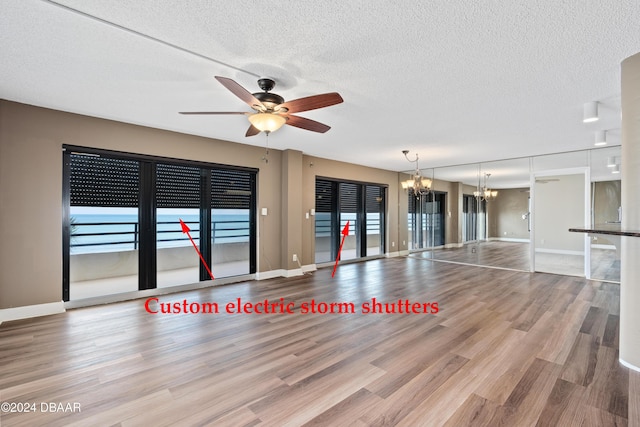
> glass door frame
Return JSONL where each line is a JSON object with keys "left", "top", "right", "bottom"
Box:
{"left": 314, "top": 177, "right": 387, "bottom": 263}
{"left": 62, "top": 145, "right": 257, "bottom": 302}
{"left": 530, "top": 167, "right": 590, "bottom": 276}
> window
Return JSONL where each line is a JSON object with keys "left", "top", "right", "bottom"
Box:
{"left": 63, "top": 147, "right": 256, "bottom": 301}
{"left": 408, "top": 191, "right": 446, "bottom": 249}
{"left": 315, "top": 178, "right": 386, "bottom": 263}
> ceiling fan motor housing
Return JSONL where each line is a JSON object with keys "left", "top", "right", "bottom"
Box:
{"left": 253, "top": 78, "right": 284, "bottom": 109}
{"left": 257, "top": 78, "right": 276, "bottom": 91}
{"left": 253, "top": 91, "right": 284, "bottom": 107}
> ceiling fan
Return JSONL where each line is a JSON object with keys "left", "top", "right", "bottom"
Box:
{"left": 180, "top": 76, "right": 343, "bottom": 137}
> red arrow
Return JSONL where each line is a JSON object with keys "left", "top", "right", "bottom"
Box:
{"left": 331, "top": 220, "right": 350, "bottom": 278}
{"left": 179, "top": 219, "right": 214, "bottom": 280}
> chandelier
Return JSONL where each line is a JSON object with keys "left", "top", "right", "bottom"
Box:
{"left": 474, "top": 173, "right": 498, "bottom": 202}
{"left": 401, "top": 150, "right": 432, "bottom": 196}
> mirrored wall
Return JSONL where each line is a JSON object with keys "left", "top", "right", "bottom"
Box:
{"left": 406, "top": 146, "right": 621, "bottom": 283}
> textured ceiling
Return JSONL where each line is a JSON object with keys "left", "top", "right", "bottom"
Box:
{"left": 1, "top": 0, "right": 639, "bottom": 181}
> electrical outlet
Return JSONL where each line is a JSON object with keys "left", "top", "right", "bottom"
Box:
{"left": 392, "top": 241, "right": 395, "bottom": 247}
{"left": 292, "top": 254, "right": 298, "bottom": 262}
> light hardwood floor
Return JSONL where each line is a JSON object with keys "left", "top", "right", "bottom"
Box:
{"left": 413, "top": 241, "right": 620, "bottom": 283}
{"left": 1, "top": 257, "right": 637, "bottom": 426}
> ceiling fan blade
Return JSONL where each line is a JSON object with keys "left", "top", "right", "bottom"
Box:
{"left": 245, "top": 125, "right": 260, "bottom": 137}
{"left": 285, "top": 115, "right": 331, "bottom": 133}
{"left": 215, "top": 76, "right": 264, "bottom": 110}
{"left": 179, "top": 111, "right": 247, "bottom": 115}
{"left": 278, "top": 92, "right": 343, "bottom": 114}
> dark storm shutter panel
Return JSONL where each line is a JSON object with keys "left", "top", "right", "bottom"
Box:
{"left": 315, "top": 179, "right": 333, "bottom": 213}
{"left": 339, "top": 183, "right": 359, "bottom": 212}
{"left": 211, "top": 169, "right": 251, "bottom": 209}
{"left": 366, "top": 185, "right": 383, "bottom": 213}
{"left": 69, "top": 154, "right": 139, "bottom": 207}
{"left": 408, "top": 192, "right": 416, "bottom": 213}
{"left": 156, "top": 163, "right": 200, "bottom": 208}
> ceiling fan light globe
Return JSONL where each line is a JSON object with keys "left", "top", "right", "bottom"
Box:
{"left": 248, "top": 113, "right": 286, "bottom": 133}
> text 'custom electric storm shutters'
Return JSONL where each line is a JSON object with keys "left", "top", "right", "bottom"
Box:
{"left": 63, "top": 147, "right": 256, "bottom": 302}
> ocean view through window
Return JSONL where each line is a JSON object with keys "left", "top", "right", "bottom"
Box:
{"left": 64, "top": 147, "right": 257, "bottom": 301}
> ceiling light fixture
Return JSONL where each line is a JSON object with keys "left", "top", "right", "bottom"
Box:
{"left": 583, "top": 101, "right": 599, "bottom": 123}
{"left": 594, "top": 130, "right": 607, "bottom": 146}
{"left": 401, "top": 150, "right": 432, "bottom": 196}
{"left": 474, "top": 173, "right": 498, "bottom": 202}
{"left": 248, "top": 112, "right": 287, "bottom": 133}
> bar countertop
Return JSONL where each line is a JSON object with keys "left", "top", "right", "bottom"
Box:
{"left": 569, "top": 223, "right": 640, "bottom": 237}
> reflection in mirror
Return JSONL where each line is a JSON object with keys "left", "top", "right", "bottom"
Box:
{"left": 589, "top": 146, "right": 621, "bottom": 282}
{"left": 404, "top": 147, "right": 621, "bottom": 283}
{"left": 481, "top": 158, "right": 531, "bottom": 271}
{"left": 405, "top": 167, "right": 436, "bottom": 258}
{"left": 532, "top": 151, "right": 590, "bottom": 276}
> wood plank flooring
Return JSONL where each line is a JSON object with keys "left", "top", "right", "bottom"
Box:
{"left": 0, "top": 257, "right": 635, "bottom": 426}
{"left": 412, "top": 241, "right": 620, "bottom": 283}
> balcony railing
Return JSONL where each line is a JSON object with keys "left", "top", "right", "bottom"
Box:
{"left": 314, "top": 217, "right": 381, "bottom": 236}
{"left": 71, "top": 220, "right": 250, "bottom": 253}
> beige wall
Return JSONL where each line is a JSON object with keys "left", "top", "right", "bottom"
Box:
{"left": 593, "top": 180, "right": 621, "bottom": 224}
{"left": 620, "top": 51, "right": 640, "bottom": 370}
{"left": 302, "top": 155, "right": 400, "bottom": 262}
{"left": 534, "top": 174, "right": 585, "bottom": 252}
{"left": 592, "top": 180, "right": 621, "bottom": 246}
{"left": 0, "top": 100, "right": 403, "bottom": 309}
{"left": 488, "top": 188, "right": 530, "bottom": 240}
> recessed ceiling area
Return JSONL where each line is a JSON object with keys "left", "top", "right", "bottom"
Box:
{"left": 1, "top": 0, "right": 639, "bottom": 172}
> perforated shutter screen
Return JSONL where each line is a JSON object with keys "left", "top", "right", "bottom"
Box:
{"left": 408, "top": 192, "right": 417, "bottom": 214}
{"left": 366, "top": 185, "right": 383, "bottom": 213}
{"left": 315, "top": 179, "right": 333, "bottom": 213}
{"left": 70, "top": 154, "right": 139, "bottom": 207}
{"left": 156, "top": 163, "right": 201, "bottom": 209}
{"left": 339, "top": 182, "right": 359, "bottom": 213}
{"left": 211, "top": 169, "right": 252, "bottom": 209}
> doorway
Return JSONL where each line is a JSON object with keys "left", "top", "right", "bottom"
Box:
{"left": 531, "top": 169, "right": 589, "bottom": 276}
{"left": 63, "top": 147, "right": 257, "bottom": 301}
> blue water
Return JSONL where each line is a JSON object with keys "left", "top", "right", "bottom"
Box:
{"left": 70, "top": 213, "right": 249, "bottom": 254}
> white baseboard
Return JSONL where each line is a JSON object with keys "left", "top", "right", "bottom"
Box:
{"left": 620, "top": 358, "right": 640, "bottom": 373}
{"left": 255, "top": 269, "right": 286, "bottom": 280}
{"left": 489, "top": 237, "right": 530, "bottom": 243}
{"left": 386, "top": 251, "right": 401, "bottom": 258}
{"left": 301, "top": 264, "right": 317, "bottom": 273}
{"left": 535, "top": 248, "right": 583, "bottom": 256}
{"left": 444, "top": 243, "right": 464, "bottom": 249}
{"left": 256, "top": 264, "right": 315, "bottom": 280}
{"left": 284, "top": 268, "right": 303, "bottom": 277}
{"left": 591, "top": 244, "right": 617, "bottom": 250}
{"left": 0, "top": 301, "right": 65, "bottom": 323}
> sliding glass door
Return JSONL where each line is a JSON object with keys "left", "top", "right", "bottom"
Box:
{"left": 65, "top": 153, "right": 140, "bottom": 300}
{"left": 314, "top": 178, "right": 386, "bottom": 263}
{"left": 155, "top": 163, "right": 201, "bottom": 288}
{"left": 211, "top": 169, "right": 254, "bottom": 278}
{"left": 339, "top": 182, "right": 359, "bottom": 261}
{"left": 409, "top": 191, "right": 446, "bottom": 249}
{"left": 63, "top": 146, "right": 256, "bottom": 301}
{"left": 462, "top": 194, "right": 486, "bottom": 243}
{"left": 366, "top": 185, "right": 384, "bottom": 256}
